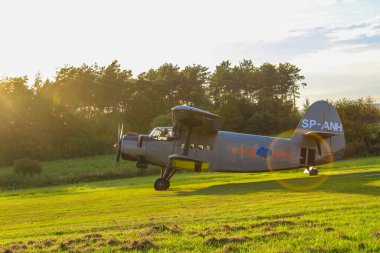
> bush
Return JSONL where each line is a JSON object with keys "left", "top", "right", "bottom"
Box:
{"left": 344, "top": 141, "right": 368, "bottom": 158}
{"left": 14, "top": 158, "right": 42, "bottom": 176}
{"left": 369, "top": 144, "right": 380, "bottom": 155}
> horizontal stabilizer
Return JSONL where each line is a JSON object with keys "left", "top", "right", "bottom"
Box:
{"left": 304, "top": 131, "right": 341, "bottom": 138}
{"left": 169, "top": 154, "right": 209, "bottom": 172}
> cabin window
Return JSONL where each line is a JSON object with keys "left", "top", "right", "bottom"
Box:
{"left": 157, "top": 129, "right": 169, "bottom": 140}
{"left": 150, "top": 129, "right": 160, "bottom": 139}
{"left": 179, "top": 143, "right": 212, "bottom": 151}
{"left": 150, "top": 128, "right": 174, "bottom": 141}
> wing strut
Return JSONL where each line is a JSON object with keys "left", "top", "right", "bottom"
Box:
{"left": 182, "top": 125, "right": 193, "bottom": 156}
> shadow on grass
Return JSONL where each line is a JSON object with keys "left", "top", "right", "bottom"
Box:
{"left": 175, "top": 171, "right": 380, "bottom": 197}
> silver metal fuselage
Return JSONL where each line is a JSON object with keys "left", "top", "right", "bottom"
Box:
{"left": 122, "top": 129, "right": 343, "bottom": 172}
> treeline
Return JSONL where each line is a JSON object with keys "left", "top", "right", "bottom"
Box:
{"left": 334, "top": 98, "right": 380, "bottom": 157}
{"left": 0, "top": 60, "right": 378, "bottom": 165}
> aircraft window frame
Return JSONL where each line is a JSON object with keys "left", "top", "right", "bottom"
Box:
{"left": 179, "top": 143, "right": 212, "bottom": 151}
{"left": 150, "top": 127, "right": 174, "bottom": 141}
{"left": 149, "top": 129, "right": 160, "bottom": 139}
{"left": 157, "top": 129, "right": 169, "bottom": 141}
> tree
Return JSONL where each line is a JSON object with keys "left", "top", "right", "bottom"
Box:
{"left": 209, "top": 61, "right": 233, "bottom": 108}
{"left": 277, "top": 63, "right": 306, "bottom": 107}
{"left": 256, "top": 63, "right": 279, "bottom": 104}
{"left": 0, "top": 59, "right": 313, "bottom": 165}
{"left": 151, "top": 113, "right": 172, "bottom": 128}
{"left": 216, "top": 93, "right": 244, "bottom": 131}
{"left": 178, "top": 64, "right": 210, "bottom": 107}
{"left": 334, "top": 97, "right": 380, "bottom": 157}
{"left": 95, "top": 60, "right": 132, "bottom": 113}
{"left": 302, "top": 98, "right": 311, "bottom": 113}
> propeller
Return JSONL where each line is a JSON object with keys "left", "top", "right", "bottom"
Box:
{"left": 115, "top": 123, "right": 124, "bottom": 166}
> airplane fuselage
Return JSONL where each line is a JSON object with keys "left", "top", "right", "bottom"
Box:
{"left": 116, "top": 101, "right": 345, "bottom": 190}
{"left": 123, "top": 129, "right": 341, "bottom": 172}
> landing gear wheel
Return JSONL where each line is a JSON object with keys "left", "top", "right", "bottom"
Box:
{"left": 154, "top": 178, "right": 170, "bottom": 191}
{"left": 308, "top": 167, "right": 319, "bottom": 176}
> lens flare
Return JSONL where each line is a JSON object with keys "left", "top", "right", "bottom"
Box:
{"left": 266, "top": 129, "right": 334, "bottom": 191}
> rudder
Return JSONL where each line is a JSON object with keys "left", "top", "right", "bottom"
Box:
{"left": 293, "top": 100, "right": 345, "bottom": 163}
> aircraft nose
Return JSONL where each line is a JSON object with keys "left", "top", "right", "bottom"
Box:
{"left": 120, "top": 133, "right": 140, "bottom": 160}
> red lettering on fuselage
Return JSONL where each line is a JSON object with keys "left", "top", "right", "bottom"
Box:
{"left": 229, "top": 146, "right": 291, "bottom": 159}
{"left": 272, "top": 149, "right": 292, "bottom": 159}
{"left": 230, "top": 147, "right": 239, "bottom": 154}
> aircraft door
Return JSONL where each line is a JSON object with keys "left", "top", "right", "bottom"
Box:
{"left": 308, "top": 149, "right": 316, "bottom": 165}
{"left": 300, "top": 148, "right": 307, "bottom": 164}
{"left": 300, "top": 147, "right": 316, "bottom": 166}
{"left": 172, "top": 127, "right": 198, "bottom": 158}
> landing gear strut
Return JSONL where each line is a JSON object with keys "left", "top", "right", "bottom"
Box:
{"left": 304, "top": 166, "right": 319, "bottom": 176}
{"left": 154, "top": 167, "right": 177, "bottom": 191}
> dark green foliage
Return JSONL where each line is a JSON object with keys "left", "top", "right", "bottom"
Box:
{"left": 244, "top": 100, "right": 300, "bottom": 135}
{"left": 14, "top": 158, "right": 42, "bottom": 176}
{"left": 1, "top": 59, "right": 378, "bottom": 164}
{"left": 369, "top": 143, "right": 380, "bottom": 155}
{"left": 216, "top": 93, "right": 244, "bottom": 131}
{"left": 334, "top": 97, "right": 380, "bottom": 158}
{"left": 151, "top": 113, "right": 172, "bottom": 128}
{"left": 209, "top": 61, "right": 305, "bottom": 134}
{"left": 0, "top": 58, "right": 343, "bottom": 165}
{"left": 14, "top": 60, "right": 380, "bottom": 165}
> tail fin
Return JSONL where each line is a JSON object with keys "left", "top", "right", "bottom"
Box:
{"left": 293, "top": 100, "right": 345, "bottom": 161}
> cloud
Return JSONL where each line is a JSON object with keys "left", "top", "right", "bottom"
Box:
{"left": 219, "top": 17, "right": 380, "bottom": 62}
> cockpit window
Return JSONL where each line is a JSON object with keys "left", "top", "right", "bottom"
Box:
{"left": 149, "top": 129, "right": 160, "bottom": 139}
{"left": 150, "top": 128, "right": 174, "bottom": 141}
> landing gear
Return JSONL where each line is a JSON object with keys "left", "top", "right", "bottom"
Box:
{"left": 304, "top": 166, "right": 319, "bottom": 176}
{"left": 154, "top": 178, "right": 170, "bottom": 191}
{"left": 154, "top": 167, "right": 177, "bottom": 191}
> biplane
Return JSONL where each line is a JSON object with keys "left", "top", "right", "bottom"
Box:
{"left": 115, "top": 100, "right": 345, "bottom": 190}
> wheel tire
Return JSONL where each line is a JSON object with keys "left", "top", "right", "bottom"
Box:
{"left": 154, "top": 178, "right": 170, "bottom": 191}
{"left": 309, "top": 168, "right": 319, "bottom": 176}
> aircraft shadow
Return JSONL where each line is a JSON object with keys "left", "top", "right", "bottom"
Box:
{"left": 175, "top": 171, "right": 380, "bottom": 197}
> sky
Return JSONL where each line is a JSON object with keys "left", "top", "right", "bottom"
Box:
{"left": 0, "top": 0, "right": 379, "bottom": 105}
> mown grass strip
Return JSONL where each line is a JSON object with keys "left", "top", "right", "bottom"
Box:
{"left": 0, "top": 156, "right": 379, "bottom": 252}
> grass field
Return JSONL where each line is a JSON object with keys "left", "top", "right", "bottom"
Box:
{"left": 0, "top": 155, "right": 160, "bottom": 189}
{"left": 0, "top": 156, "right": 379, "bottom": 252}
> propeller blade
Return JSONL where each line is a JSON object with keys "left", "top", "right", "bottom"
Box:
{"left": 115, "top": 123, "right": 125, "bottom": 167}
{"left": 120, "top": 123, "right": 124, "bottom": 139}
{"left": 117, "top": 123, "right": 121, "bottom": 143}
{"left": 115, "top": 124, "right": 121, "bottom": 166}
{"left": 115, "top": 148, "right": 121, "bottom": 166}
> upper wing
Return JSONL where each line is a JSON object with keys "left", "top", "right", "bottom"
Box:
{"left": 172, "top": 105, "right": 223, "bottom": 135}
{"left": 169, "top": 105, "right": 222, "bottom": 172}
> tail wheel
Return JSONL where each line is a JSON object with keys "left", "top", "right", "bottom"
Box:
{"left": 309, "top": 167, "right": 319, "bottom": 176}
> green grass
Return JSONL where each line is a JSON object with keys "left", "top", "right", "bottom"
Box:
{"left": 0, "top": 157, "right": 380, "bottom": 252}
{"left": 0, "top": 155, "right": 160, "bottom": 189}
